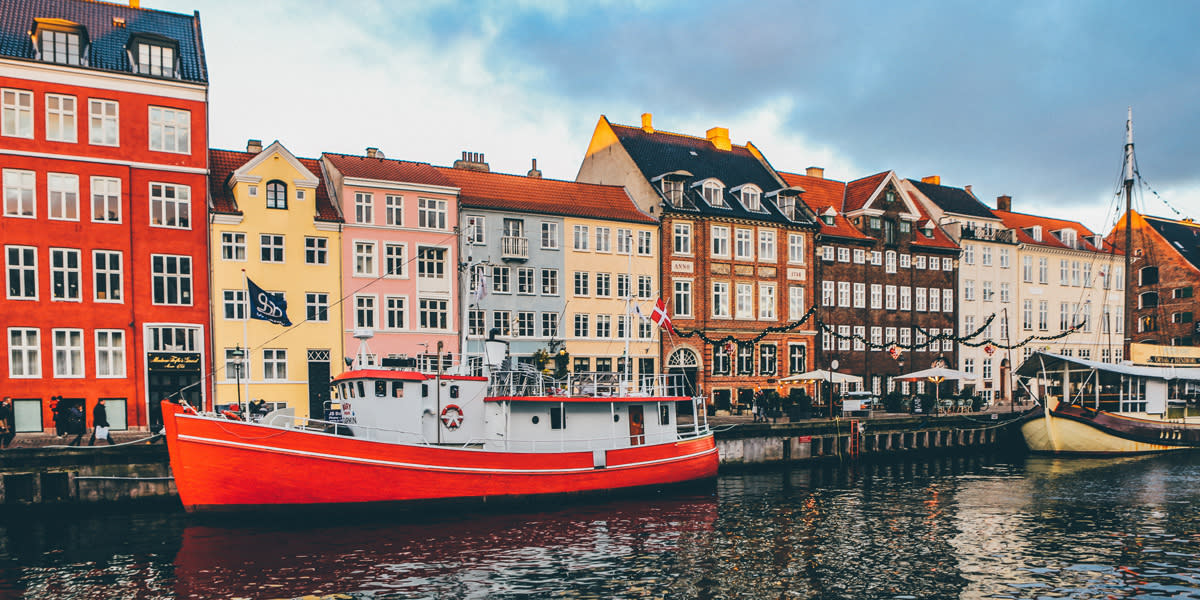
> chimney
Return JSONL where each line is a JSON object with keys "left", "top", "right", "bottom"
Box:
{"left": 805, "top": 166, "right": 824, "bottom": 179}
{"left": 641, "top": 113, "right": 654, "bottom": 133}
{"left": 246, "top": 139, "right": 262, "bottom": 154}
{"left": 526, "top": 158, "right": 542, "bottom": 179}
{"left": 453, "top": 151, "right": 490, "bottom": 173}
{"left": 964, "top": 185, "right": 972, "bottom": 196}
{"left": 365, "top": 147, "right": 382, "bottom": 159}
{"left": 706, "top": 126, "right": 731, "bottom": 151}
{"left": 920, "top": 175, "right": 941, "bottom": 185}
{"left": 130, "top": 0, "right": 140, "bottom": 7}
{"left": 996, "top": 195, "right": 1012, "bottom": 212}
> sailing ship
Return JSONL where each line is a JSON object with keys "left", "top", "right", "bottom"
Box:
{"left": 162, "top": 334, "right": 718, "bottom": 513}
{"left": 1016, "top": 110, "right": 1200, "bottom": 454}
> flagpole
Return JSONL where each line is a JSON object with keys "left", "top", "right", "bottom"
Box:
{"left": 242, "top": 268, "right": 250, "bottom": 420}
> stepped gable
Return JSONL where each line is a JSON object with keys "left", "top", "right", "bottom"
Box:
{"left": 322, "top": 152, "right": 454, "bottom": 188}
{"left": 778, "top": 171, "right": 868, "bottom": 240}
{"left": 608, "top": 122, "right": 799, "bottom": 224}
{"left": 0, "top": 0, "right": 207, "bottom": 82}
{"left": 435, "top": 167, "right": 654, "bottom": 225}
{"left": 1143, "top": 214, "right": 1200, "bottom": 272}
{"left": 907, "top": 179, "right": 996, "bottom": 219}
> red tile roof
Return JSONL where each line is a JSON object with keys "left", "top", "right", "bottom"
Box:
{"left": 208, "top": 148, "right": 341, "bottom": 222}
{"left": 993, "top": 209, "right": 1109, "bottom": 253}
{"left": 905, "top": 190, "right": 959, "bottom": 250}
{"left": 435, "top": 167, "right": 656, "bottom": 225}
{"left": 323, "top": 152, "right": 454, "bottom": 188}
{"left": 778, "top": 171, "right": 869, "bottom": 240}
{"left": 843, "top": 172, "right": 889, "bottom": 212}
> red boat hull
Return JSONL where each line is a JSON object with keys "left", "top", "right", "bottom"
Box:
{"left": 162, "top": 403, "right": 719, "bottom": 513}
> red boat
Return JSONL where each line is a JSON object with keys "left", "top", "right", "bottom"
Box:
{"left": 162, "top": 350, "right": 718, "bottom": 513}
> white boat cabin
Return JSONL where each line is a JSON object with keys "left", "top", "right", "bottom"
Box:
{"left": 1017, "top": 351, "right": 1200, "bottom": 418}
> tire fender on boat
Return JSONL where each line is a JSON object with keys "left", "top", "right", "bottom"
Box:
{"left": 440, "top": 404, "right": 464, "bottom": 430}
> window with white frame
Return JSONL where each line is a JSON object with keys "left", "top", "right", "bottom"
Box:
{"left": 263, "top": 349, "right": 287, "bottom": 380}
{"left": 49, "top": 248, "right": 80, "bottom": 301}
{"left": 853, "top": 282, "right": 865, "bottom": 309}
{"left": 417, "top": 247, "right": 446, "bottom": 279}
{"left": 384, "top": 296, "right": 406, "bottom": 330}
{"left": 999, "top": 248, "right": 1010, "bottom": 268}
{"left": 838, "top": 247, "right": 850, "bottom": 263}
{"left": 595, "top": 273, "right": 612, "bottom": 297}
{"left": 617, "top": 273, "right": 630, "bottom": 299}
{"left": 982, "top": 281, "right": 993, "bottom": 302}
{"left": 573, "top": 314, "right": 589, "bottom": 338}
{"left": 573, "top": 271, "right": 589, "bottom": 296}
{"left": 151, "top": 254, "right": 192, "bottom": 305}
{"left": 516, "top": 311, "right": 535, "bottom": 337}
{"left": 963, "top": 357, "right": 975, "bottom": 375}
{"left": 354, "top": 192, "right": 373, "bottom": 224}
{"left": 674, "top": 280, "right": 693, "bottom": 317}
{"left": 1022, "top": 256, "right": 1033, "bottom": 282}
{"left": 149, "top": 182, "right": 189, "bottom": 229}
{"left": 420, "top": 298, "right": 449, "bottom": 330}
{"left": 789, "top": 343, "right": 806, "bottom": 374}
{"left": 222, "top": 289, "right": 246, "bottom": 320}
{"left": 900, "top": 286, "right": 911, "bottom": 311}
{"left": 822, "top": 280, "right": 834, "bottom": 307}
{"left": 46, "top": 94, "right": 76, "bottom": 142}
{"left": 518, "top": 267, "right": 536, "bottom": 295}
{"left": 542, "top": 312, "right": 559, "bottom": 338}
{"left": 853, "top": 326, "right": 866, "bottom": 351}
{"left": 871, "top": 327, "right": 883, "bottom": 348}
{"left": 838, "top": 325, "right": 851, "bottom": 351}
{"left": 637, "top": 230, "right": 653, "bottom": 255}
{"left": 735, "top": 229, "right": 754, "bottom": 260}
{"left": 837, "top": 281, "right": 850, "bottom": 307}
{"left": 758, "top": 230, "right": 776, "bottom": 262}
{"left": 2, "top": 89, "right": 33, "bottom": 138}
{"left": 759, "top": 343, "right": 776, "bottom": 375}
{"left": 637, "top": 275, "right": 652, "bottom": 299}
{"left": 595, "top": 315, "right": 612, "bottom": 338}
{"left": 900, "top": 328, "right": 912, "bottom": 349}
{"left": 900, "top": 254, "right": 911, "bottom": 269}
{"left": 260, "top": 234, "right": 285, "bottom": 263}
{"left": 616, "top": 228, "right": 633, "bottom": 254}
{"left": 418, "top": 198, "right": 447, "bottom": 229}
{"left": 742, "top": 187, "right": 761, "bottom": 210}
{"left": 223, "top": 348, "right": 247, "bottom": 381}
{"left": 93, "top": 250, "right": 122, "bottom": 302}
{"left": 702, "top": 181, "right": 724, "bottom": 206}
{"left": 6, "top": 245, "right": 37, "bottom": 300}
{"left": 47, "top": 173, "right": 79, "bottom": 221}
{"left": 871, "top": 251, "right": 882, "bottom": 265}
{"left": 914, "top": 255, "right": 925, "bottom": 270}
{"left": 594, "top": 227, "right": 611, "bottom": 252}
{"left": 542, "top": 222, "right": 560, "bottom": 250}
{"left": 821, "top": 246, "right": 834, "bottom": 261}
{"left": 885, "top": 285, "right": 897, "bottom": 310}
{"left": 355, "top": 295, "right": 376, "bottom": 328}
{"left": 89, "top": 99, "right": 118, "bottom": 146}
{"left": 465, "top": 215, "right": 485, "bottom": 244}
{"left": 885, "top": 251, "right": 897, "bottom": 273}
{"left": 541, "top": 269, "right": 559, "bottom": 296}
{"left": 737, "top": 343, "right": 754, "bottom": 374}
{"left": 944, "top": 289, "right": 953, "bottom": 312}
{"left": 788, "top": 233, "right": 805, "bottom": 263}
{"left": 573, "top": 225, "right": 590, "bottom": 250}
{"left": 52, "top": 328, "right": 84, "bottom": 378}
{"left": 929, "top": 256, "right": 940, "bottom": 270}
{"left": 3, "top": 169, "right": 35, "bottom": 217}
{"left": 929, "top": 288, "right": 941, "bottom": 312}
{"left": 306, "top": 292, "right": 329, "bottom": 322}
{"left": 466, "top": 310, "right": 485, "bottom": 337}
{"left": 384, "top": 243, "right": 405, "bottom": 278}
{"left": 982, "top": 359, "right": 993, "bottom": 381}
{"left": 305, "top": 237, "right": 327, "bottom": 265}
{"left": 137, "top": 42, "right": 176, "bottom": 77}
{"left": 95, "top": 330, "right": 125, "bottom": 378}
{"left": 673, "top": 223, "right": 692, "bottom": 255}
{"left": 385, "top": 194, "right": 403, "bottom": 226}
{"left": 759, "top": 283, "right": 776, "bottom": 319}
{"left": 964, "top": 279, "right": 975, "bottom": 301}
{"left": 638, "top": 316, "right": 653, "bottom": 340}
{"left": 870, "top": 284, "right": 882, "bottom": 310}
{"left": 712, "top": 281, "right": 730, "bottom": 318}
{"left": 711, "top": 226, "right": 730, "bottom": 257}
{"left": 1038, "top": 300, "right": 1049, "bottom": 331}
{"left": 148, "top": 106, "right": 189, "bottom": 153}
{"left": 90, "top": 176, "right": 120, "bottom": 222}
{"left": 8, "top": 328, "right": 40, "bottom": 377}
{"left": 999, "top": 282, "right": 1010, "bottom": 303}
{"left": 853, "top": 248, "right": 865, "bottom": 264}
{"left": 915, "top": 287, "right": 927, "bottom": 312}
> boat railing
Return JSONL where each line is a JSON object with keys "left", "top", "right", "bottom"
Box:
{"left": 463, "top": 421, "right": 713, "bottom": 453}
{"left": 486, "top": 371, "right": 691, "bottom": 398}
{"left": 257, "top": 412, "right": 433, "bottom": 445}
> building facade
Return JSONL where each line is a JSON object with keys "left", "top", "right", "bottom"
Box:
{"left": 208, "top": 141, "right": 344, "bottom": 419}
{"left": 321, "top": 151, "right": 461, "bottom": 369}
{"left": 1, "top": 0, "right": 209, "bottom": 432}
{"left": 785, "top": 170, "right": 960, "bottom": 400}
{"left": 577, "top": 114, "right": 820, "bottom": 409}
{"left": 440, "top": 155, "right": 660, "bottom": 378}
{"left": 906, "top": 177, "right": 1017, "bottom": 403}
{"left": 1106, "top": 211, "right": 1198, "bottom": 350}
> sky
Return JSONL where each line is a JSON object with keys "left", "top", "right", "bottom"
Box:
{"left": 158, "top": 0, "right": 1200, "bottom": 234}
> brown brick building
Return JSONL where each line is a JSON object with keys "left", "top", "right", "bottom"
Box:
{"left": 779, "top": 170, "right": 960, "bottom": 398}
{"left": 576, "top": 114, "right": 820, "bottom": 411}
{"left": 1107, "top": 211, "right": 1200, "bottom": 348}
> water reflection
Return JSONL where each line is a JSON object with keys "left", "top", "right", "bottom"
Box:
{"left": 3, "top": 453, "right": 1200, "bottom": 599}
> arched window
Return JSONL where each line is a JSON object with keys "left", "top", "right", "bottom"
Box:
{"left": 1138, "top": 291, "right": 1159, "bottom": 309}
{"left": 266, "top": 180, "right": 287, "bottom": 209}
{"left": 1139, "top": 266, "right": 1158, "bottom": 286}
{"left": 668, "top": 347, "right": 699, "bottom": 368}
{"left": 702, "top": 181, "right": 725, "bottom": 207}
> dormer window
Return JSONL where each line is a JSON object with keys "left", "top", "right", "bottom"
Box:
{"left": 1057, "top": 229, "right": 1077, "bottom": 248}
{"left": 741, "top": 186, "right": 761, "bottom": 211}
{"left": 700, "top": 180, "right": 725, "bottom": 207}
{"left": 822, "top": 215, "right": 835, "bottom": 226}
{"left": 128, "top": 34, "right": 180, "bottom": 78}
{"left": 776, "top": 194, "right": 796, "bottom": 220}
{"left": 266, "top": 180, "right": 287, "bottom": 210}
{"left": 33, "top": 19, "right": 88, "bottom": 66}
{"left": 661, "top": 179, "right": 684, "bottom": 208}
{"left": 921, "top": 223, "right": 934, "bottom": 238}
{"left": 1030, "top": 226, "right": 1043, "bottom": 242}
{"left": 821, "top": 207, "right": 837, "bottom": 226}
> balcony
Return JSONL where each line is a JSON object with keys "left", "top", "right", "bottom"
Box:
{"left": 501, "top": 236, "right": 529, "bottom": 260}
{"left": 960, "top": 226, "right": 1015, "bottom": 243}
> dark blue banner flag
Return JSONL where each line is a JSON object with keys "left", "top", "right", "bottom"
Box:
{"left": 247, "top": 277, "right": 292, "bottom": 327}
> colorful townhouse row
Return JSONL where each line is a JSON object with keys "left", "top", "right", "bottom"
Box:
{"left": 6, "top": 0, "right": 1195, "bottom": 437}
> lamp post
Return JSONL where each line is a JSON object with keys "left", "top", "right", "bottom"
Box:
{"left": 231, "top": 345, "right": 245, "bottom": 415}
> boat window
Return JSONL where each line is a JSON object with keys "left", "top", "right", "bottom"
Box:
{"left": 613, "top": 413, "right": 620, "bottom": 422}
{"left": 660, "top": 405, "right": 670, "bottom": 425}
{"left": 392, "top": 382, "right": 404, "bottom": 398}
{"left": 356, "top": 381, "right": 366, "bottom": 398}
{"left": 375, "top": 381, "right": 387, "bottom": 397}
{"left": 421, "top": 384, "right": 429, "bottom": 398}
{"left": 340, "top": 383, "right": 350, "bottom": 399}
{"left": 531, "top": 415, "right": 539, "bottom": 425}
{"left": 449, "top": 385, "right": 460, "bottom": 399}
{"left": 550, "top": 406, "right": 566, "bottom": 430}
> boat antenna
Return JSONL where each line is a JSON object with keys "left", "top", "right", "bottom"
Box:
{"left": 1122, "top": 107, "right": 1134, "bottom": 356}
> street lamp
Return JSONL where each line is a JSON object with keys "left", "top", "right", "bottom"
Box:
{"left": 231, "top": 345, "right": 245, "bottom": 415}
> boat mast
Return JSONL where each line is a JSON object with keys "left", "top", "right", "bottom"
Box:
{"left": 1123, "top": 108, "right": 1135, "bottom": 354}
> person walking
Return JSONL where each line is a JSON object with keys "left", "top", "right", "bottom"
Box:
{"left": 67, "top": 403, "right": 85, "bottom": 447}
{"left": 0, "top": 397, "right": 15, "bottom": 449}
{"left": 89, "top": 399, "right": 115, "bottom": 446}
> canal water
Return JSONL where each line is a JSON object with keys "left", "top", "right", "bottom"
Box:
{"left": 3, "top": 452, "right": 1200, "bottom": 599}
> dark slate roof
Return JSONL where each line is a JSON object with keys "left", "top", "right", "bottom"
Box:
{"left": 1144, "top": 214, "right": 1200, "bottom": 272}
{"left": 436, "top": 167, "right": 655, "bottom": 225}
{"left": 208, "top": 149, "right": 341, "bottom": 223}
{"left": 0, "top": 0, "right": 207, "bottom": 83}
{"left": 907, "top": 179, "right": 996, "bottom": 220}
{"left": 608, "top": 119, "right": 812, "bottom": 226}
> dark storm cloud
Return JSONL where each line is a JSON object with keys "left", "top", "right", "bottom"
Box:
{"left": 424, "top": 0, "right": 1200, "bottom": 222}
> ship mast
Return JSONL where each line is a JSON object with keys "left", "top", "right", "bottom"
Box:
{"left": 1123, "top": 108, "right": 1135, "bottom": 353}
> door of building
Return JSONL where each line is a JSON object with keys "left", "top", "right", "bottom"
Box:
{"left": 628, "top": 405, "right": 645, "bottom": 445}
{"left": 146, "top": 352, "right": 202, "bottom": 432}
{"left": 308, "top": 350, "right": 332, "bottom": 420}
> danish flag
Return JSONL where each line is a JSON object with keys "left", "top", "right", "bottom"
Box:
{"left": 651, "top": 298, "right": 676, "bottom": 334}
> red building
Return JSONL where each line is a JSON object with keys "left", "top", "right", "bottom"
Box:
{"left": 1, "top": 0, "right": 210, "bottom": 434}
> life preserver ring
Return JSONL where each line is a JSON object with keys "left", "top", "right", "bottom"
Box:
{"left": 440, "top": 404, "right": 464, "bottom": 430}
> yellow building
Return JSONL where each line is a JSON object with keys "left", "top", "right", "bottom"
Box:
{"left": 208, "top": 140, "right": 344, "bottom": 418}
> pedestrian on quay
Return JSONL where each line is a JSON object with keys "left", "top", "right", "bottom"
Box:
{"left": 67, "top": 403, "right": 85, "bottom": 446}
{"left": 89, "top": 399, "right": 115, "bottom": 446}
{"left": 0, "top": 397, "right": 15, "bottom": 449}
{"left": 51, "top": 397, "right": 64, "bottom": 437}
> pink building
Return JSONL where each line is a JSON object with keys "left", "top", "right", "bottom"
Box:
{"left": 321, "top": 151, "right": 461, "bottom": 369}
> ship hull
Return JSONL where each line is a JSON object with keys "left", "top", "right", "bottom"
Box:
{"left": 162, "top": 403, "right": 720, "bottom": 513}
{"left": 1021, "top": 404, "right": 1200, "bottom": 455}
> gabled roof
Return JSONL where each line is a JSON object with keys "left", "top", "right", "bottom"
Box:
{"left": 778, "top": 171, "right": 870, "bottom": 241}
{"left": 993, "top": 209, "right": 1109, "bottom": 253}
{"left": 907, "top": 179, "right": 998, "bottom": 220}
{"left": 435, "top": 167, "right": 655, "bottom": 225}
{"left": 1142, "top": 214, "right": 1200, "bottom": 271}
{"left": 208, "top": 148, "right": 340, "bottom": 222}
{"left": 606, "top": 119, "right": 809, "bottom": 226}
{"left": 0, "top": 0, "right": 207, "bottom": 83}
{"left": 904, "top": 189, "right": 959, "bottom": 250}
{"left": 843, "top": 172, "right": 890, "bottom": 213}
{"left": 322, "top": 152, "right": 454, "bottom": 189}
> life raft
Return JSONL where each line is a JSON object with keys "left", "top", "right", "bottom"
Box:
{"left": 440, "top": 404, "right": 464, "bottom": 430}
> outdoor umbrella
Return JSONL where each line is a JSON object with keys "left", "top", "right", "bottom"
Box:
{"left": 894, "top": 367, "right": 974, "bottom": 413}
{"left": 780, "top": 370, "right": 864, "bottom": 418}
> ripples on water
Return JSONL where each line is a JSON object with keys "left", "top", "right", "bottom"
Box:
{"left": 3, "top": 453, "right": 1200, "bottom": 599}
